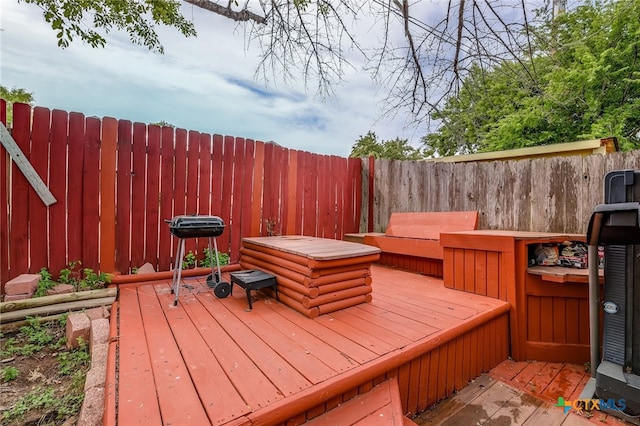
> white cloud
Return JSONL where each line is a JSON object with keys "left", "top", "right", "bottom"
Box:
{"left": 0, "top": 1, "right": 423, "bottom": 156}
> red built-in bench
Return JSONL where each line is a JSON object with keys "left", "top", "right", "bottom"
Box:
{"left": 359, "top": 211, "right": 479, "bottom": 277}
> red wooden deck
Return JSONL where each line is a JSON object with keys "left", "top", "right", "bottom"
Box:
{"left": 105, "top": 265, "right": 510, "bottom": 425}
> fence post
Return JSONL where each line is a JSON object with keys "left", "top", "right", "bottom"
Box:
{"left": 100, "top": 117, "right": 117, "bottom": 273}
{"left": 368, "top": 156, "right": 375, "bottom": 232}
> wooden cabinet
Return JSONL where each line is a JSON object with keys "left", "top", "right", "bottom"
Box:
{"left": 441, "top": 230, "right": 602, "bottom": 364}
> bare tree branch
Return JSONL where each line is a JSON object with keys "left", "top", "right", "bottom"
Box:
{"left": 183, "top": 0, "right": 267, "bottom": 24}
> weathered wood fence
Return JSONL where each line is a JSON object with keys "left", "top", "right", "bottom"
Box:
{"left": 363, "top": 150, "right": 640, "bottom": 235}
{"left": 0, "top": 102, "right": 362, "bottom": 289}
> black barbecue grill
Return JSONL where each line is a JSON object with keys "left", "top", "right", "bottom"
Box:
{"left": 166, "top": 215, "right": 231, "bottom": 305}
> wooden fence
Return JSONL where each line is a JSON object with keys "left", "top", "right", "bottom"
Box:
{"left": 0, "top": 102, "right": 362, "bottom": 290}
{"left": 363, "top": 150, "right": 640, "bottom": 235}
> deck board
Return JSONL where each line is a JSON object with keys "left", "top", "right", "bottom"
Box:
{"left": 156, "top": 289, "right": 251, "bottom": 424}
{"left": 117, "top": 287, "right": 163, "bottom": 425}
{"left": 137, "top": 285, "right": 211, "bottom": 425}
{"left": 111, "top": 264, "right": 510, "bottom": 425}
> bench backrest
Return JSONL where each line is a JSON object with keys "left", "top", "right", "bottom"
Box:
{"left": 385, "top": 211, "right": 479, "bottom": 240}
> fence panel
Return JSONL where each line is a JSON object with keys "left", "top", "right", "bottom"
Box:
{"left": 0, "top": 101, "right": 8, "bottom": 290}
{"left": 29, "top": 108, "right": 50, "bottom": 270}
{"left": 144, "top": 125, "right": 162, "bottom": 266}
{"left": 10, "top": 103, "right": 30, "bottom": 277}
{"left": 369, "top": 150, "right": 640, "bottom": 235}
{"left": 1, "top": 103, "right": 362, "bottom": 288}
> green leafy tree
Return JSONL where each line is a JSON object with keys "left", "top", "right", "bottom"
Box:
{"left": 422, "top": 0, "right": 640, "bottom": 156}
{"left": 350, "top": 131, "right": 423, "bottom": 160}
{"left": 23, "top": 0, "right": 196, "bottom": 53}
{"left": 0, "top": 86, "right": 35, "bottom": 127}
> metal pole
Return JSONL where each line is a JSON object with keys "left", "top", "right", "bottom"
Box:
{"left": 588, "top": 244, "right": 600, "bottom": 378}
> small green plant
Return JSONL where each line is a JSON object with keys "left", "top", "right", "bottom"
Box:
{"left": 34, "top": 267, "right": 56, "bottom": 297}
{"left": 2, "top": 386, "right": 56, "bottom": 422}
{"left": 199, "top": 247, "right": 230, "bottom": 268}
{"left": 1, "top": 366, "right": 19, "bottom": 382}
{"left": 58, "top": 261, "right": 82, "bottom": 287}
{"left": 182, "top": 251, "right": 197, "bottom": 269}
{"left": 57, "top": 338, "right": 90, "bottom": 376}
{"left": 78, "top": 268, "right": 108, "bottom": 291}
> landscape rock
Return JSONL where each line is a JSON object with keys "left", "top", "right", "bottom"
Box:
{"left": 136, "top": 262, "right": 156, "bottom": 274}
{"left": 84, "top": 362, "right": 107, "bottom": 391}
{"left": 3, "top": 293, "right": 33, "bottom": 302}
{"left": 90, "top": 318, "right": 110, "bottom": 347}
{"left": 66, "top": 313, "right": 90, "bottom": 349}
{"left": 46, "top": 283, "right": 75, "bottom": 296}
{"left": 78, "top": 386, "right": 104, "bottom": 426}
{"left": 85, "top": 305, "right": 110, "bottom": 321}
{"left": 5, "top": 273, "right": 40, "bottom": 295}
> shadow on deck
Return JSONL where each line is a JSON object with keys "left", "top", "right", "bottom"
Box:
{"left": 105, "top": 265, "right": 510, "bottom": 425}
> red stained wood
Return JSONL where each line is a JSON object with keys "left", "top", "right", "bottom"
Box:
{"left": 184, "top": 130, "right": 201, "bottom": 256}
{"left": 197, "top": 133, "right": 213, "bottom": 258}
{"left": 250, "top": 141, "right": 264, "bottom": 236}
{"left": 67, "top": 112, "right": 85, "bottom": 267}
{"left": 463, "top": 250, "right": 475, "bottom": 293}
{"left": 10, "top": 103, "right": 30, "bottom": 279}
{"left": 486, "top": 251, "right": 500, "bottom": 299}
{"left": 129, "top": 122, "right": 147, "bottom": 270}
{"left": 489, "top": 359, "right": 530, "bottom": 382}
{"left": 196, "top": 291, "right": 312, "bottom": 396}
{"left": 314, "top": 312, "right": 396, "bottom": 356}
{"left": 454, "top": 336, "right": 465, "bottom": 391}
{"left": 330, "top": 308, "right": 414, "bottom": 346}
{"left": 285, "top": 150, "right": 297, "bottom": 235}
{"left": 28, "top": 107, "right": 50, "bottom": 271}
{"left": 317, "top": 155, "right": 331, "bottom": 238}
{"left": 227, "top": 299, "right": 337, "bottom": 384}
{"left": 104, "top": 301, "right": 118, "bottom": 426}
{"left": 276, "top": 305, "right": 378, "bottom": 364}
{"left": 116, "top": 120, "right": 133, "bottom": 273}
{"left": 156, "top": 293, "right": 255, "bottom": 422}
{"left": 83, "top": 118, "right": 101, "bottom": 271}
{"left": 48, "top": 110, "right": 70, "bottom": 275}
{"left": 303, "top": 153, "right": 318, "bottom": 236}
{"left": 553, "top": 298, "right": 566, "bottom": 343}
{"left": 276, "top": 145, "right": 288, "bottom": 236}
{"left": 303, "top": 285, "right": 372, "bottom": 308}
{"left": 473, "top": 251, "right": 487, "bottom": 296}
{"left": 219, "top": 136, "right": 234, "bottom": 252}
{"left": 117, "top": 287, "right": 163, "bottom": 425}
{"left": 246, "top": 302, "right": 359, "bottom": 375}
{"left": 0, "top": 101, "right": 7, "bottom": 289}
{"left": 136, "top": 285, "right": 210, "bottom": 425}
{"left": 211, "top": 134, "right": 224, "bottom": 217}
{"left": 527, "top": 296, "right": 541, "bottom": 341}
{"left": 143, "top": 125, "right": 161, "bottom": 267}
{"left": 100, "top": 118, "right": 118, "bottom": 273}
{"left": 333, "top": 156, "right": 345, "bottom": 239}
{"left": 406, "top": 358, "right": 421, "bottom": 413}
{"left": 540, "top": 363, "right": 586, "bottom": 402}
{"left": 540, "top": 297, "right": 554, "bottom": 342}
{"left": 241, "top": 140, "right": 255, "bottom": 238}
{"left": 158, "top": 126, "right": 175, "bottom": 271}
{"left": 356, "top": 303, "right": 439, "bottom": 337}
{"left": 227, "top": 137, "right": 244, "bottom": 261}
{"left": 565, "top": 298, "right": 580, "bottom": 344}
{"left": 307, "top": 378, "right": 406, "bottom": 426}
{"left": 294, "top": 150, "right": 305, "bottom": 235}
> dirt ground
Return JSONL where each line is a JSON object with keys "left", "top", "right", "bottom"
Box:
{"left": 0, "top": 319, "right": 89, "bottom": 425}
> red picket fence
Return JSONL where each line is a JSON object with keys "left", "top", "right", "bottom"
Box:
{"left": 0, "top": 102, "right": 362, "bottom": 291}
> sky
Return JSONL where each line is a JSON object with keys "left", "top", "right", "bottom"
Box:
{"left": 0, "top": 1, "right": 426, "bottom": 157}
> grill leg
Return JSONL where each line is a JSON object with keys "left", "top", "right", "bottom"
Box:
{"left": 172, "top": 239, "right": 185, "bottom": 306}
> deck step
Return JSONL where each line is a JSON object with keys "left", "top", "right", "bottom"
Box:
{"left": 306, "top": 377, "right": 413, "bottom": 425}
